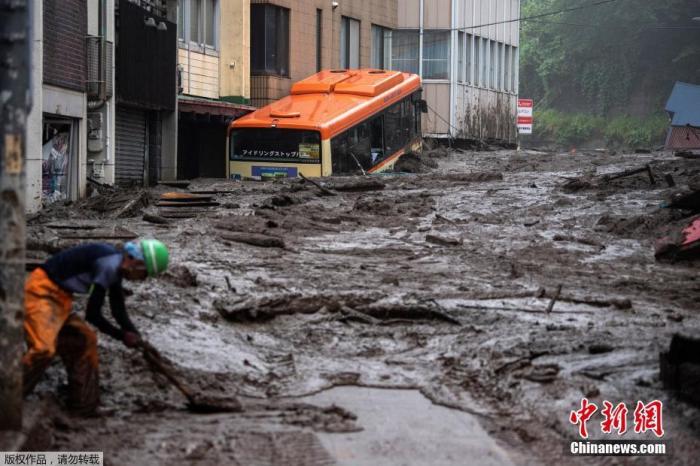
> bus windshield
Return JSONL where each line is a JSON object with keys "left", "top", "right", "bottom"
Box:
{"left": 230, "top": 128, "right": 321, "bottom": 164}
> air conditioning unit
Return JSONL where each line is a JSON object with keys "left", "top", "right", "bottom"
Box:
{"left": 86, "top": 36, "right": 113, "bottom": 101}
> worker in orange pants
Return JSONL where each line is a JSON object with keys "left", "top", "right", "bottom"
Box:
{"left": 22, "top": 240, "right": 169, "bottom": 415}
{"left": 23, "top": 268, "right": 100, "bottom": 414}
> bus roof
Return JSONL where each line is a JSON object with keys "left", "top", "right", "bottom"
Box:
{"left": 231, "top": 69, "right": 421, "bottom": 140}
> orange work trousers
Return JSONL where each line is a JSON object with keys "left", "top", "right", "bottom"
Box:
{"left": 22, "top": 268, "right": 99, "bottom": 414}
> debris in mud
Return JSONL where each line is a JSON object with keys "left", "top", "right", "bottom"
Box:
{"left": 520, "top": 364, "right": 560, "bottom": 384}
{"left": 660, "top": 334, "right": 700, "bottom": 407}
{"left": 425, "top": 234, "right": 462, "bottom": 246}
{"left": 330, "top": 179, "right": 386, "bottom": 192}
{"left": 561, "top": 164, "right": 657, "bottom": 192}
{"left": 220, "top": 231, "right": 286, "bottom": 248}
{"left": 160, "top": 192, "right": 215, "bottom": 203}
{"left": 545, "top": 284, "right": 562, "bottom": 314}
{"left": 112, "top": 192, "right": 150, "bottom": 218}
{"left": 278, "top": 403, "right": 362, "bottom": 433}
{"left": 596, "top": 210, "right": 680, "bottom": 239}
{"left": 393, "top": 152, "right": 437, "bottom": 173}
{"left": 140, "top": 341, "right": 242, "bottom": 413}
{"left": 353, "top": 192, "right": 435, "bottom": 217}
{"left": 84, "top": 190, "right": 150, "bottom": 218}
{"left": 655, "top": 215, "right": 700, "bottom": 261}
{"left": 57, "top": 226, "right": 138, "bottom": 240}
{"left": 163, "top": 264, "right": 198, "bottom": 288}
{"left": 588, "top": 343, "right": 614, "bottom": 354}
{"left": 214, "top": 293, "right": 460, "bottom": 325}
{"left": 299, "top": 173, "right": 337, "bottom": 196}
{"left": 665, "top": 188, "right": 700, "bottom": 212}
{"left": 142, "top": 213, "right": 171, "bottom": 225}
{"left": 266, "top": 194, "right": 299, "bottom": 207}
{"left": 439, "top": 172, "right": 504, "bottom": 183}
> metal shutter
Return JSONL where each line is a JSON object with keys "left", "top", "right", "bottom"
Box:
{"left": 115, "top": 106, "right": 146, "bottom": 185}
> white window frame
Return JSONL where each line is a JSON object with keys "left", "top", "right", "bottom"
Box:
{"left": 341, "top": 16, "right": 361, "bottom": 69}
{"left": 421, "top": 29, "right": 451, "bottom": 81}
{"left": 178, "top": 0, "right": 219, "bottom": 52}
{"left": 457, "top": 31, "right": 464, "bottom": 83}
{"left": 371, "top": 24, "right": 393, "bottom": 70}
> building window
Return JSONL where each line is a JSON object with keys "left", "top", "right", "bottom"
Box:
{"left": 372, "top": 25, "right": 392, "bottom": 69}
{"left": 474, "top": 36, "right": 481, "bottom": 86}
{"left": 457, "top": 31, "right": 464, "bottom": 82}
{"left": 489, "top": 40, "right": 496, "bottom": 89}
{"left": 423, "top": 30, "right": 450, "bottom": 80}
{"left": 179, "top": 0, "right": 218, "bottom": 49}
{"left": 251, "top": 4, "right": 290, "bottom": 77}
{"left": 499, "top": 42, "right": 505, "bottom": 91}
{"left": 466, "top": 34, "right": 473, "bottom": 85}
{"left": 316, "top": 9, "right": 323, "bottom": 72}
{"left": 391, "top": 30, "right": 419, "bottom": 74}
{"left": 504, "top": 45, "right": 511, "bottom": 92}
{"left": 340, "top": 16, "right": 360, "bottom": 69}
{"left": 511, "top": 46, "right": 518, "bottom": 92}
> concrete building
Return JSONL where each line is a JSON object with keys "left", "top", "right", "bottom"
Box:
{"left": 177, "top": 0, "right": 254, "bottom": 179}
{"left": 248, "top": 0, "right": 398, "bottom": 107}
{"left": 113, "top": 0, "right": 178, "bottom": 187}
{"left": 26, "top": 0, "right": 180, "bottom": 213}
{"left": 246, "top": 0, "right": 519, "bottom": 142}
{"left": 394, "top": 0, "right": 521, "bottom": 142}
{"left": 26, "top": 0, "right": 89, "bottom": 213}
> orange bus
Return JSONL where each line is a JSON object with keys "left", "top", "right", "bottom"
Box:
{"left": 228, "top": 69, "right": 425, "bottom": 180}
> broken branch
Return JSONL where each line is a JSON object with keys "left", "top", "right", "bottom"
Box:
{"left": 299, "top": 173, "right": 337, "bottom": 196}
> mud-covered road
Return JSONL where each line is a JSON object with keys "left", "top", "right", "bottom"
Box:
{"left": 25, "top": 149, "right": 700, "bottom": 464}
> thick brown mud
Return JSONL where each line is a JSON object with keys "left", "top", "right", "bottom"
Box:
{"left": 25, "top": 149, "right": 700, "bottom": 464}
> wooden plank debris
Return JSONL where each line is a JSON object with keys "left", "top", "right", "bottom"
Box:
{"left": 160, "top": 192, "right": 214, "bottom": 202}
{"left": 220, "top": 232, "right": 286, "bottom": 248}
{"left": 157, "top": 201, "right": 220, "bottom": 207}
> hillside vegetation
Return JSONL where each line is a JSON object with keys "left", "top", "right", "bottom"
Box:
{"left": 520, "top": 0, "right": 700, "bottom": 147}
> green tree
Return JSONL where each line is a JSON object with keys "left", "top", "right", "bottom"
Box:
{"left": 520, "top": 0, "right": 700, "bottom": 116}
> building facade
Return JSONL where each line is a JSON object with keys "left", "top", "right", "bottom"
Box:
{"left": 394, "top": 0, "right": 520, "bottom": 141}
{"left": 26, "top": 0, "right": 89, "bottom": 213}
{"left": 26, "top": 0, "right": 180, "bottom": 213}
{"left": 176, "top": 0, "right": 254, "bottom": 179}
{"left": 248, "top": 0, "right": 398, "bottom": 107}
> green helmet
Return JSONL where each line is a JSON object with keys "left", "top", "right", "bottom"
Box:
{"left": 141, "top": 239, "right": 169, "bottom": 277}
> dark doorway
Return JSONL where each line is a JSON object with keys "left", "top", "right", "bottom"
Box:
{"left": 177, "top": 115, "right": 228, "bottom": 179}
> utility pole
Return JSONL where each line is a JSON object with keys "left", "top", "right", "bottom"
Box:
{"left": 0, "top": 0, "right": 31, "bottom": 430}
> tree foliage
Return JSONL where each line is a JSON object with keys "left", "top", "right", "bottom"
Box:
{"left": 520, "top": 0, "right": 700, "bottom": 116}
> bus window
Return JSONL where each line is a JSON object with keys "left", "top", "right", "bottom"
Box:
{"left": 230, "top": 128, "right": 321, "bottom": 164}
{"left": 385, "top": 99, "right": 412, "bottom": 156}
{"left": 331, "top": 121, "right": 370, "bottom": 174}
{"left": 369, "top": 115, "right": 384, "bottom": 165}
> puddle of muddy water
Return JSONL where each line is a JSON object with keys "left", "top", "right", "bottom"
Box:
{"left": 299, "top": 387, "right": 515, "bottom": 466}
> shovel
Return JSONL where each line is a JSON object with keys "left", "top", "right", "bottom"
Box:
{"left": 139, "top": 340, "right": 242, "bottom": 413}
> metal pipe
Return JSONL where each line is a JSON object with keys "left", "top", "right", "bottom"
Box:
{"left": 88, "top": 0, "right": 108, "bottom": 109}
{"left": 418, "top": 0, "right": 424, "bottom": 78}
